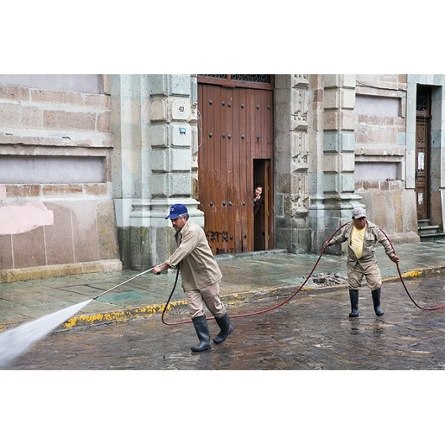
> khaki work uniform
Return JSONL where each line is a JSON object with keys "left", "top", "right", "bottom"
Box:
{"left": 166, "top": 219, "right": 226, "bottom": 319}
{"left": 330, "top": 220, "right": 396, "bottom": 291}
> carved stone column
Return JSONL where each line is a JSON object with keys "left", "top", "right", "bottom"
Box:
{"left": 275, "top": 75, "right": 311, "bottom": 253}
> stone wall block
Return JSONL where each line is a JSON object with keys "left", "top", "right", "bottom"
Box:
{"left": 150, "top": 97, "right": 168, "bottom": 122}
{"left": 170, "top": 174, "right": 191, "bottom": 196}
{"left": 324, "top": 89, "right": 340, "bottom": 110}
{"left": 6, "top": 184, "right": 41, "bottom": 198}
{"left": 323, "top": 131, "right": 340, "bottom": 152}
{"left": 22, "top": 106, "right": 43, "bottom": 128}
{"left": 170, "top": 75, "right": 191, "bottom": 96}
{"left": 42, "top": 184, "right": 83, "bottom": 197}
{"left": 323, "top": 75, "right": 342, "bottom": 89}
{"left": 171, "top": 123, "right": 191, "bottom": 147}
{"left": 0, "top": 85, "right": 29, "bottom": 102}
{"left": 341, "top": 109, "right": 356, "bottom": 131}
{"left": 150, "top": 149, "right": 169, "bottom": 173}
{"left": 150, "top": 173, "right": 167, "bottom": 196}
{"left": 274, "top": 87, "right": 290, "bottom": 106}
{"left": 341, "top": 152, "right": 355, "bottom": 172}
{"left": 150, "top": 124, "right": 169, "bottom": 147}
{"left": 44, "top": 202, "right": 75, "bottom": 265}
{"left": 149, "top": 75, "right": 169, "bottom": 96}
{"left": 341, "top": 131, "right": 356, "bottom": 152}
{"left": 323, "top": 152, "right": 339, "bottom": 172}
{"left": 323, "top": 109, "right": 340, "bottom": 130}
{"left": 70, "top": 201, "right": 100, "bottom": 263}
{"left": 83, "top": 184, "right": 108, "bottom": 196}
{"left": 342, "top": 89, "right": 356, "bottom": 109}
{"left": 323, "top": 172, "right": 339, "bottom": 193}
{"left": 31, "top": 90, "right": 84, "bottom": 106}
{"left": 324, "top": 74, "right": 356, "bottom": 89}
{"left": 340, "top": 172, "right": 355, "bottom": 193}
{"left": 96, "top": 111, "right": 111, "bottom": 132}
{"left": 96, "top": 201, "right": 119, "bottom": 260}
{"left": 12, "top": 226, "right": 46, "bottom": 268}
{"left": 43, "top": 110, "right": 96, "bottom": 131}
{"left": 84, "top": 94, "right": 110, "bottom": 108}
{"left": 171, "top": 148, "right": 191, "bottom": 171}
{"left": 171, "top": 97, "right": 191, "bottom": 121}
{"left": 0, "top": 234, "right": 13, "bottom": 269}
{"left": 274, "top": 76, "right": 291, "bottom": 89}
{"left": 0, "top": 103, "right": 22, "bottom": 128}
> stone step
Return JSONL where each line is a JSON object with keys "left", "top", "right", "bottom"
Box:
{"left": 418, "top": 219, "right": 431, "bottom": 228}
{"left": 418, "top": 224, "right": 440, "bottom": 235}
{"left": 419, "top": 232, "right": 445, "bottom": 242}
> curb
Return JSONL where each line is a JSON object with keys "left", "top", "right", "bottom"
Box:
{"left": 59, "top": 265, "right": 445, "bottom": 330}
{"left": 1, "top": 266, "right": 444, "bottom": 334}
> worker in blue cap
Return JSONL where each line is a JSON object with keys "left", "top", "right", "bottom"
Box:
{"left": 153, "top": 204, "right": 233, "bottom": 352}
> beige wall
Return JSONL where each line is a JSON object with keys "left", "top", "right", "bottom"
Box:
{"left": 0, "top": 75, "right": 121, "bottom": 282}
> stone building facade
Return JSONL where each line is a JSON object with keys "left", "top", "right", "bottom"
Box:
{"left": 0, "top": 75, "right": 121, "bottom": 281}
{"left": 1, "top": 74, "right": 444, "bottom": 281}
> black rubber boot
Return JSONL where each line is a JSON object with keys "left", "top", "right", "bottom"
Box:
{"left": 349, "top": 289, "right": 359, "bottom": 318}
{"left": 372, "top": 288, "right": 384, "bottom": 316}
{"left": 191, "top": 315, "right": 211, "bottom": 352}
{"left": 213, "top": 312, "right": 233, "bottom": 344}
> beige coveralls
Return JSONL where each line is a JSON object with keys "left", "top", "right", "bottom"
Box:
{"left": 166, "top": 219, "right": 226, "bottom": 318}
{"left": 330, "top": 220, "right": 396, "bottom": 291}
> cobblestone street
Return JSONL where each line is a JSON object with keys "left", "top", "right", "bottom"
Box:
{"left": 8, "top": 273, "right": 445, "bottom": 370}
{"left": 6, "top": 273, "right": 445, "bottom": 445}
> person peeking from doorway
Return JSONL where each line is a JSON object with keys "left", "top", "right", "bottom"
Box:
{"left": 152, "top": 204, "right": 233, "bottom": 353}
{"left": 253, "top": 184, "right": 263, "bottom": 217}
{"left": 324, "top": 206, "right": 400, "bottom": 318}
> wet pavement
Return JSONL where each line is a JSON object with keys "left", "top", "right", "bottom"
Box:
{"left": 3, "top": 242, "right": 445, "bottom": 445}
{"left": 2, "top": 240, "right": 445, "bottom": 370}
{"left": 2, "top": 240, "right": 445, "bottom": 333}
{"left": 6, "top": 271, "right": 445, "bottom": 370}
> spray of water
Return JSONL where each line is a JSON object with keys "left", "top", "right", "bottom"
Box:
{"left": 0, "top": 299, "right": 92, "bottom": 368}
{"left": 0, "top": 268, "right": 154, "bottom": 369}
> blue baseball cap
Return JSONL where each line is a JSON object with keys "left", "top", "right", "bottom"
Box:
{"left": 165, "top": 203, "right": 188, "bottom": 219}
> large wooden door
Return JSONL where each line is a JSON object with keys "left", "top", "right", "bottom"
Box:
{"left": 197, "top": 76, "right": 274, "bottom": 254}
{"left": 416, "top": 86, "right": 431, "bottom": 221}
{"left": 415, "top": 119, "right": 430, "bottom": 220}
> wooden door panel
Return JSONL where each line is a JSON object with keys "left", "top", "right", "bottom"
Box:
{"left": 416, "top": 120, "right": 429, "bottom": 220}
{"left": 198, "top": 82, "right": 273, "bottom": 254}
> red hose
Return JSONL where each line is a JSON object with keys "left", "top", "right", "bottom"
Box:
{"left": 161, "top": 222, "right": 445, "bottom": 326}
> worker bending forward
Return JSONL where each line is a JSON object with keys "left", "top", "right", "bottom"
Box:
{"left": 153, "top": 204, "right": 233, "bottom": 352}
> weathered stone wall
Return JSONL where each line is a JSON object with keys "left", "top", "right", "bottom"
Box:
{"left": 274, "top": 75, "right": 311, "bottom": 253}
{"left": 0, "top": 75, "right": 121, "bottom": 282}
{"left": 354, "top": 74, "right": 419, "bottom": 243}
{"left": 276, "top": 74, "right": 420, "bottom": 255}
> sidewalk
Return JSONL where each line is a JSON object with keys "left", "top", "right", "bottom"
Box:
{"left": 1, "top": 240, "right": 445, "bottom": 332}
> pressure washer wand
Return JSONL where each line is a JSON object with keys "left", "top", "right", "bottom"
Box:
{"left": 92, "top": 267, "right": 154, "bottom": 300}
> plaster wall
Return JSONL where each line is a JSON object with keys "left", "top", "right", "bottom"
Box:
{"left": 0, "top": 75, "right": 121, "bottom": 281}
